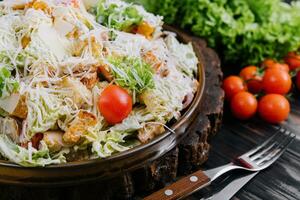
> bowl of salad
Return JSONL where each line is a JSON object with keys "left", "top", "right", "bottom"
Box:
{"left": 0, "top": 0, "right": 205, "bottom": 185}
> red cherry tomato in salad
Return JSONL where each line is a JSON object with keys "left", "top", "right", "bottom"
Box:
{"left": 98, "top": 85, "right": 133, "bottom": 125}
{"left": 239, "top": 66, "right": 262, "bottom": 94}
{"left": 222, "top": 76, "right": 247, "bottom": 101}
{"left": 230, "top": 92, "right": 258, "bottom": 120}
{"left": 262, "top": 59, "right": 289, "bottom": 72}
{"left": 258, "top": 94, "right": 290, "bottom": 124}
{"left": 262, "top": 69, "right": 292, "bottom": 95}
{"left": 284, "top": 52, "right": 300, "bottom": 70}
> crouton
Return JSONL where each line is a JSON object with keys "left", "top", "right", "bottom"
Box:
{"left": 63, "top": 111, "right": 97, "bottom": 145}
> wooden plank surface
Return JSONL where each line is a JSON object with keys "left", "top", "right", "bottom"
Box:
{"left": 188, "top": 96, "right": 300, "bottom": 200}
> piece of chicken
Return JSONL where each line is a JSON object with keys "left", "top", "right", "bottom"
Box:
{"left": 138, "top": 124, "right": 165, "bottom": 143}
{"left": 63, "top": 111, "right": 97, "bottom": 145}
{"left": 0, "top": 117, "right": 20, "bottom": 143}
{"left": 43, "top": 131, "right": 68, "bottom": 152}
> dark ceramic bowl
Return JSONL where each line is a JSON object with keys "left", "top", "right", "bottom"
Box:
{"left": 0, "top": 27, "right": 205, "bottom": 186}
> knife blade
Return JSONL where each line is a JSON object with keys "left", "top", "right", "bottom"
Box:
{"left": 207, "top": 172, "right": 258, "bottom": 200}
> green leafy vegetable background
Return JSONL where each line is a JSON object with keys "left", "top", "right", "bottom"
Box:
{"left": 128, "top": 0, "right": 300, "bottom": 67}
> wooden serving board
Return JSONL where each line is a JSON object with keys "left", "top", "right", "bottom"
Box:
{"left": 0, "top": 30, "right": 224, "bottom": 200}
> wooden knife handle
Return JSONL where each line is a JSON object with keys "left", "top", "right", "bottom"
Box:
{"left": 143, "top": 170, "right": 210, "bottom": 200}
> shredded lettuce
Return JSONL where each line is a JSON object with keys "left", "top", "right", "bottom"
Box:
{"left": 108, "top": 56, "right": 155, "bottom": 97}
{"left": 0, "top": 134, "right": 66, "bottom": 167}
{"left": 94, "top": 0, "right": 143, "bottom": 31}
{"left": 0, "top": 66, "right": 19, "bottom": 98}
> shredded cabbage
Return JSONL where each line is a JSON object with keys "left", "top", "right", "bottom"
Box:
{"left": 0, "top": 66, "right": 19, "bottom": 98}
{"left": 26, "top": 86, "right": 74, "bottom": 139}
{"left": 0, "top": 134, "right": 66, "bottom": 167}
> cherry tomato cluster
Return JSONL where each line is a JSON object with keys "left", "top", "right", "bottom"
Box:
{"left": 223, "top": 51, "right": 300, "bottom": 124}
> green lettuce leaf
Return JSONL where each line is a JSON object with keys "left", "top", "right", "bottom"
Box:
{"left": 131, "top": 0, "right": 300, "bottom": 66}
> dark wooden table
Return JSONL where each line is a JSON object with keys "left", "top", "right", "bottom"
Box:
{"left": 188, "top": 96, "right": 300, "bottom": 200}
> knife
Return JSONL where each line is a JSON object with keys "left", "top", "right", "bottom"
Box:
{"left": 202, "top": 172, "right": 259, "bottom": 200}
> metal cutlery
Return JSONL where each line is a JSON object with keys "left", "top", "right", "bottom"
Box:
{"left": 144, "top": 128, "right": 295, "bottom": 200}
{"left": 207, "top": 172, "right": 258, "bottom": 200}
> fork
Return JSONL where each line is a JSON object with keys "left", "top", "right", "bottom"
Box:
{"left": 144, "top": 128, "right": 296, "bottom": 200}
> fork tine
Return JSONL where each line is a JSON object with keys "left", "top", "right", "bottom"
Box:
{"left": 242, "top": 128, "right": 282, "bottom": 157}
{"left": 250, "top": 143, "right": 277, "bottom": 161}
{"left": 254, "top": 130, "right": 293, "bottom": 162}
{"left": 256, "top": 132, "right": 295, "bottom": 166}
{"left": 250, "top": 129, "right": 289, "bottom": 161}
{"left": 256, "top": 135, "right": 295, "bottom": 168}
